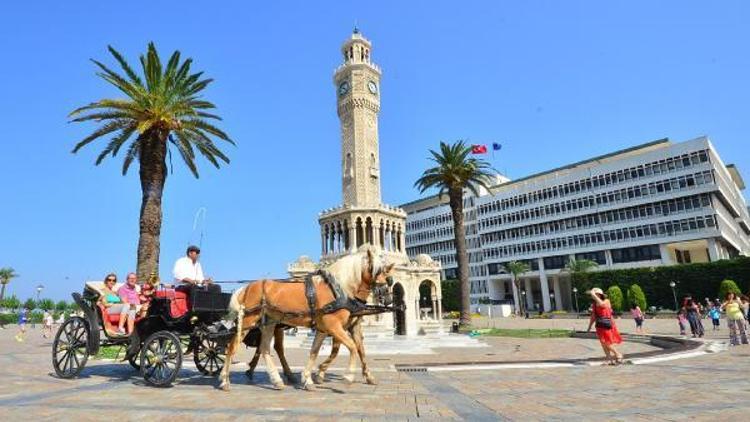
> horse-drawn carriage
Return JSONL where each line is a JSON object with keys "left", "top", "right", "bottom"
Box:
{"left": 52, "top": 281, "right": 233, "bottom": 387}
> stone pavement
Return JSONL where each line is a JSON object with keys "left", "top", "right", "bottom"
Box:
{"left": 1, "top": 318, "right": 749, "bottom": 421}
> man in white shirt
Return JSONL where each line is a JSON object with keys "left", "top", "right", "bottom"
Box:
{"left": 173, "top": 245, "right": 211, "bottom": 286}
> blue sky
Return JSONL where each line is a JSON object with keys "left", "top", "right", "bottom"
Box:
{"left": 1, "top": 1, "right": 748, "bottom": 301}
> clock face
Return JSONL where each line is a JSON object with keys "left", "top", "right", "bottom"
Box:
{"left": 368, "top": 81, "right": 378, "bottom": 94}
{"left": 338, "top": 80, "right": 350, "bottom": 96}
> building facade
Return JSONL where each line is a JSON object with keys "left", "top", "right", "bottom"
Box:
{"left": 291, "top": 30, "right": 442, "bottom": 336}
{"left": 402, "top": 137, "right": 750, "bottom": 313}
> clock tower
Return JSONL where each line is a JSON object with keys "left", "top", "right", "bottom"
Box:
{"left": 318, "top": 29, "right": 408, "bottom": 262}
{"left": 335, "top": 28, "right": 382, "bottom": 207}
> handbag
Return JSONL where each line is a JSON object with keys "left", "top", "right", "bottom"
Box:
{"left": 595, "top": 317, "right": 612, "bottom": 329}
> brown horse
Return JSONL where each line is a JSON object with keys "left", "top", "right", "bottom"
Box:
{"left": 219, "top": 249, "right": 393, "bottom": 391}
{"left": 245, "top": 316, "right": 375, "bottom": 387}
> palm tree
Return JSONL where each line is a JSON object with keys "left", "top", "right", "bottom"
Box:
{"left": 0, "top": 267, "right": 19, "bottom": 301}
{"left": 70, "top": 43, "right": 234, "bottom": 281}
{"left": 564, "top": 258, "right": 598, "bottom": 275}
{"left": 503, "top": 261, "right": 530, "bottom": 316}
{"left": 415, "top": 141, "right": 495, "bottom": 327}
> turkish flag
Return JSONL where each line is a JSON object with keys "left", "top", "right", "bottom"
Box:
{"left": 471, "top": 144, "right": 487, "bottom": 154}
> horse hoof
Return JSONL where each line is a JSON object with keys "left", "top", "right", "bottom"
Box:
{"left": 272, "top": 382, "right": 286, "bottom": 391}
{"left": 245, "top": 370, "right": 254, "bottom": 380}
{"left": 284, "top": 373, "right": 297, "bottom": 384}
{"left": 365, "top": 376, "right": 377, "bottom": 385}
{"left": 313, "top": 372, "right": 325, "bottom": 384}
{"left": 219, "top": 382, "right": 230, "bottom": 392}
{"left": 343, "top": 374, "right": 355, "bottom": 384}
{"left": 302, "top": 379, "right": 316, "bottom": 391}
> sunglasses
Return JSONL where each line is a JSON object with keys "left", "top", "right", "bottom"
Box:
{"left": 106, "top": 278, "right": 116, "bottom": 282}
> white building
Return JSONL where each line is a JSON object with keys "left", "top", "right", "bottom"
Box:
{"left": 402, "top": 137, "right": 750, "bottom": 313}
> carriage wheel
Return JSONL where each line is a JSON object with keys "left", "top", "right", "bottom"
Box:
{"left": 52, "top": 316, "right": 90, "bottom": 379}
{"left": 140, "top": 331, "right": 182, "bottom": 387}
{"left": 128, "top": 352, "right": 140, "bottom": 371}
{"left": 193, "top": 336, "right": 226, "bottom": 376}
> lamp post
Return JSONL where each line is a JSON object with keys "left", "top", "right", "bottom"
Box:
{"left": 36, "top": 284, "right": 44, "bottom": 302}
{"left": 572, "top": 287, "right": 579, "bottom": 318}
{"left": 521, "top": 290, "right": 527, "bottom": 318}
{"left": 669, "top": 281, "right": 678, "bottom": 311}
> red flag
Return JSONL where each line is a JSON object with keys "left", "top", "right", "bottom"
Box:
{"left": 471, "top": 144, "right": 487, "bottom": 154}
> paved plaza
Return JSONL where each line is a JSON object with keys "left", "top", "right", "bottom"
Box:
{"left": 2, "top": 318, "right": 750, "bottom": 421}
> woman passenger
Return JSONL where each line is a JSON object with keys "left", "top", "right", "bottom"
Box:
{"left": 99, "top": 273, "right": 129, "bottom": 335}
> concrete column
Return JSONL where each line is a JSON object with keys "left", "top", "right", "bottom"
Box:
{"left": 538, "top": 258, "right": 551, "bottom": 312}
{"left": 437, "top": 299, "right": 443, "bottom": 320}
{"left": 399, "top": 230, "right": 406, "bottom": 252}
{"left": 524, "top": 278, "right": 534, "bottom": 309}
{"left": 321, "top": 230, "right": 327, "bottom": 255}
{"left": 553, "top": 276, "right": 563, "bottom": 311}
{"left": 432, "top": 298, "right": 437, "bottom": 319}
{"left": 415, "top": 299, "right": 420, "bottom": 320}
{"left": 511, "top": 278, "right": 521, "bottom": 315}
{"left": 348, "top": 221, "right": 356, "bottom": 252}
{"left": 659, "top": 244, "right": 674, "bottom": 265}
{"left": 604, "top": 250, "right": 614, "bottom": 267}
{"left": 707, "top": 238, "right": 721, "bottom": 262}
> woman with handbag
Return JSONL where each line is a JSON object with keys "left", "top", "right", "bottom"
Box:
{"left": 587, "top": 288, "right": 624, "bottom": 365}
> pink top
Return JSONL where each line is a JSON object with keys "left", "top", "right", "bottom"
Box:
{"left": 631, "top": 307, "right": 643, "bottom": 319}
{"left": 118, "top": 283, "right": 139, "bottom": 305}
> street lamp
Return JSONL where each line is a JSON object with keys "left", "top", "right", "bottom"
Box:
{"left": 669, "top": 281, "right": 678, "bottom": 311}
{"left": 572, "top": 287, "right": 579, "bottom": 317}
{"left": 521, "top": 290, "right": 527, "bottom": 318}
{"left": 36, "top": 284, "right": 44, "bottom": 302}
{"left": 550, "top": 291, "right": 555, "bottom": 311}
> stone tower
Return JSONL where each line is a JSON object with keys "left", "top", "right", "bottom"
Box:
{"left": 289, "top": 30, "right": 442, "bottom": 337}
{"left": 319, "top": 29, "right": 408, "bottom": 262}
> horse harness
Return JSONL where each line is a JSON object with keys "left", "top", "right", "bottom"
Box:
{"left": 244, "top": 270, "right": 369, "bottom": 328}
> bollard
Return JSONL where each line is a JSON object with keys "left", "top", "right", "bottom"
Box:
{"left": 451, "top": 321, "right": 459, "bottom": 333}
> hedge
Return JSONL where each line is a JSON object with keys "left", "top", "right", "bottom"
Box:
{"left": 573, "top": 256, "right": 750, "bottom": 310}
{"left": 627, "top": 284, "right": 648, "bottom": 311}
{"left": 606, "top": 285, "right": 624, "bottom": 313}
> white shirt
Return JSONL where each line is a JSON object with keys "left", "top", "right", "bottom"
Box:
{"left": 173, "top": 256, "right": 205, "bottom": 284}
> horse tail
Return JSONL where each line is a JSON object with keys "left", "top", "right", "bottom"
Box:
{"left": 227, "top": 285, "right": 245, "bottom": 319}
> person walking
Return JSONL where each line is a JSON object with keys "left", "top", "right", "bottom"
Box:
{"left": 587, "top": 288, "right": 624, "bottom": 365}
{"left": 15, "top": 307, "right": 28, "bottom": 342}
{"left": 677, "top": 308, "right": 687, "bottom": 335}
{"left": 708, "top": 303, "right": 721, "bottom": 331}
{"left": 682, "top": 296, "right": 704, "bottom": 338}
{"left": 42, "top": 310, "right": 53, "bottom": 338}
{"left": 721, "top": 292, "right": 749, "bottom": 346}
{"left": 630, "top": 303, "right": 645, "bottom": 334}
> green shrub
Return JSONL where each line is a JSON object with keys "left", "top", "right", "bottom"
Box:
{"left": 441, "top": 279, "right": 461, "bottom": 312}
{"left": 718, "top": 279, "right": 742, "bottom": 300}
{"left": 55, "top": 300, "right": 68, "bottom": 312}
{"left": 606, "top": 285, "right": 624, "bottom": 313}
{"left": 627, "top": 284, "right": 648, "bottom": 311}
{"left": 573, "top": 256, "right": 750, "bottom": 309}
{"left": 38, "top": 298, "right": 55, "bottom": 311}
{"left": 23, "top": 298, "right": 36, "bottom": 311}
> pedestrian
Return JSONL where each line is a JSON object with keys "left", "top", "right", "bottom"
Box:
{"left": 677, "top": 308, "right": 687, "bottom": 335}
{"left": 708, "top": 303, "right": 721, "bottom": 331}
{"left": 15, "top": 307, "right": 28, "bottom": 342}
{"left": 42, "top": 310, "right": 53, "bottom": 338}
{"left": 587, "top": 288, "right": 624, "bottom": 365}
{"left": 682, "top": 296, "right": 704, "bottom": 338}
{"left": 630, "top": 303, "right": 645, "bottom": 334}
{"left": 721, "top": 292, "right": 749, "bottom": 346}
{"left": 740, "top": 295, "right": 750, "bottom": 328}
{"left": 703, "top": 298, "right": 712, "bottom": 319}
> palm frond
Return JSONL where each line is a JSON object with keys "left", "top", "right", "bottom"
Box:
{"left": 95, "top": 125, "right": 137, "bottom": 165}
{"left": 107, "top": 45, "right": 143, "bottom": 86}
{"left": 121, "top": 139, "right": 141, "bottom": 175}
{"left": 72, "top": 119, "right": 132, "bottom": 153}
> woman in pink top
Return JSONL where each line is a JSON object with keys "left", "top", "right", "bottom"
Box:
{"left": 630, "top": 303, "right": 644, "bottom": 334}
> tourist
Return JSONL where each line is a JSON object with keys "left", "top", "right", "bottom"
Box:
{"left": 99, "top": 273, "right": 130, "bottom": 335}
{"left": 587, "top": 288, "right": 624, "bottom": 365}
{"left": 42, "top": 310, "right": 53, "bottom": 338}
{"left": 677, "top": 308, "right": 687, "bottom": 335}
{"left": 630, "top": 303, "right": 645, "bottom": 334}
{"left": 117, "top": 273, "right": 140, "bottom": 334}
{"left": 741, "top": 295, "right": 750, "bottom": 328}
{"left": 708, "top": 303, "right": 721, "bottom": 331}
{"left": 15, "top": 307, "right": 28, "bottom": 342}
{"left": 682, "top": 296, "right": 704, "bottom": 338}
{"left": 721, "top": 292, "right": 748, "bottom": 346}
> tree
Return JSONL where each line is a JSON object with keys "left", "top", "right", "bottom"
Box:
{"left": 55, "top": 300, "right": 68, "bottom": 312}
{"left": 607, "top": 285, "right": 624, "bottom": 314}
{"left": 718, "top": 279, "right": 742, "bottom": 300}
{"left": 627, "top": 284, "right": 648, "bottom": 312}
{"left": 0, "top": 267, "right": 19, "bottom": 301}
{"left": 565, "top": 258, "right": 598, "bottom": 275}
{"left": 440, "top": 279, "right": 461, "bottom": 312}
{"left": 23, "top": 298, "right": 36, "bottom": 311}
{"left": 38, "top": 298, "right": 55, "bottom": 311}
{"left": 2, "top": 295, "right": 20, "bottom": 310}
{"left": 415, "top": 141, "right": 495, "bottom": 327}
{"left": 504, "top": 260, "right": 531, "bottom": 316}
{"left": 70, "top": 43, "right": 234, "bottom": 281}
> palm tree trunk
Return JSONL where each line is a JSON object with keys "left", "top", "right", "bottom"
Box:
{"left": 136, "top": 130, "right": 168, "bottom": 282}
{"left": 448, "top": 189, "right": 471, "bottom": 327}
{"left": 0, "top": 283, "right": 6, "bottom": 302}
